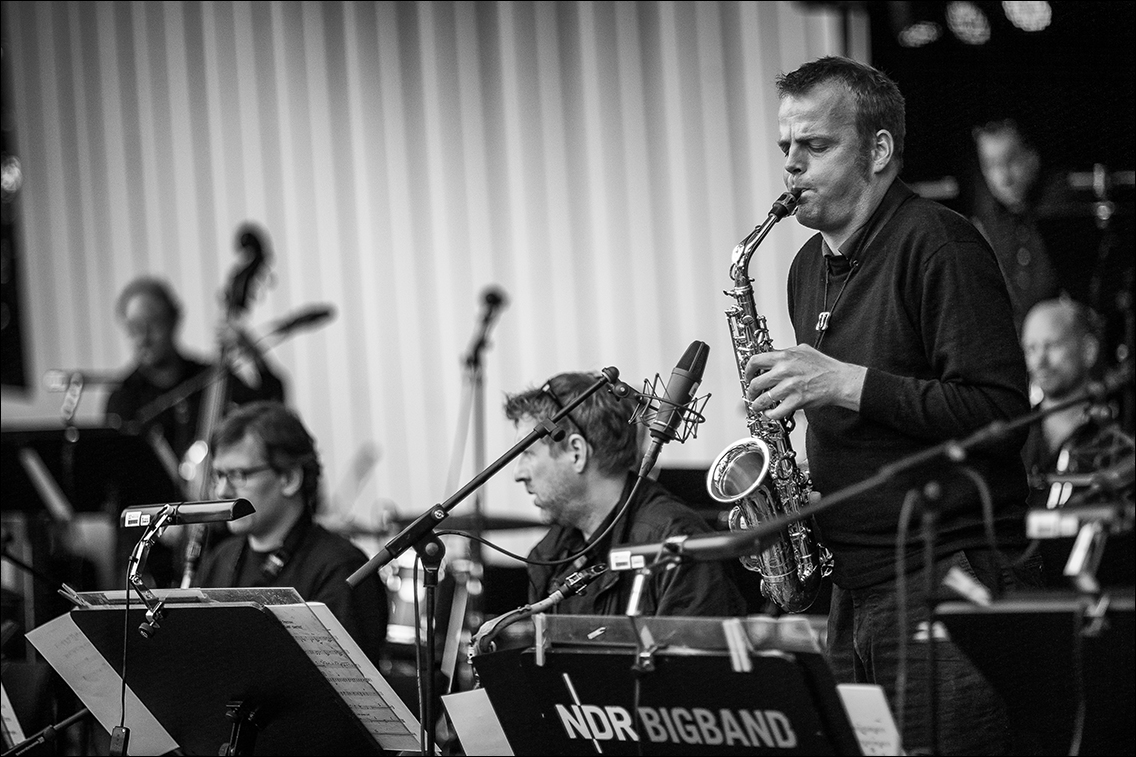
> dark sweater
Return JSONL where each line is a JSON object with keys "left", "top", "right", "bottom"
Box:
{"left": 787, "top": 179, "right": 1031, "bottom": 589}
{"left": 198, "top": 518, "right": 389, "bottom": 665}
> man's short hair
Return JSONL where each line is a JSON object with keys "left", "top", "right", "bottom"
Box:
{"left": 212, "top": 401, "right": 323, "bottom": 512}
{"left": 115, "top": 276, "right": 183, "bottom": 326}
{"left": 1030, "top": 297, "right": 1103, "bottom": 346}
{"left": 776, "top": 56, "right": 906, "bottom": 168}
{"left": 972, "top": 117, "right": 1036, "bottom": 151}
{"left": 504, "top": 372, "right": 640, "bottom": 477}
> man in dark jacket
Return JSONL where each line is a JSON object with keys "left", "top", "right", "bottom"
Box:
{"left": 506, "top": 372, "right": 746, "bottom": 618}
{"left": 196, "top": 401, "right": 388, "bottom": 665}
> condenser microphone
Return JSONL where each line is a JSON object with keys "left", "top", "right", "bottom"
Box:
{"left": 639, "top": 340, "right": 710, "bottom": 476}
{"left": 120, "top": 499, "right": 254, "bottom": 528}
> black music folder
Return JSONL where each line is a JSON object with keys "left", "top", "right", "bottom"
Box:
{"left": 26, "top": 587, "right": 419, "bottom": 756}
{"left": 936, "top": 588, "right": 1135, "bottom": 756}
{"left": 1, "top": 426, "right": 182, "bottom": 515}
{"left": 470, "top": 614, "right": 863, "bottom": 756}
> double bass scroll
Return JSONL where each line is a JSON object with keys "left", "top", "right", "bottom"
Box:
{"left": 178, "top": 225, "right": 270, "bottom": 588}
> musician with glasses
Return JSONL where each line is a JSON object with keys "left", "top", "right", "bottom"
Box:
{"left": 195, "top": 400, "right": 389, "bottom": 664}
{"left": 506, "top": 372, "right": 746, "bottom": 617}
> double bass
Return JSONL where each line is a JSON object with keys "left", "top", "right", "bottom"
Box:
{"left": 178, "top": 227, "right": 270, "bottom": 588}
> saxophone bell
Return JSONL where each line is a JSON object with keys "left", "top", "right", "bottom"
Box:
{"left": 707, "top": 437, "right": 771, "bottom": 504}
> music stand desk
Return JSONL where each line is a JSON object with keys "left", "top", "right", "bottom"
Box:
{"left": 27, "top": 588, "right": 420, "bottom": 756}
{"left": 472, "top": 613, "right": 862, "bottom": 756}
{"left": 935, "top": 588, "right": 1134, "bottom": 756}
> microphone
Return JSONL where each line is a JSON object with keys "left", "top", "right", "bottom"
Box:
{"left": 638, "top": 340, "right": 711, "bottom": 476}
{"left": 464, "top": 286, "right": 509, "bottom": 367}
{"left": 270, "top": 304, "right": 336, "bottom": 337}
{"left": 1047, "top": 457, "right": 1135, "bottom": 491}
{"left": 120, "top": 499, "right": 254, "bottom": 528}
{"left": 482, "top": 285, "right": 508, "bottom": 317}
{"left": 470, "top": 564, "right": 608, "bottom": 657}
{"left": 528, "top": 563, "right": 608, "bottom": 614}
{"left": 43, "top": 370, "right": 121, "bottom": 392}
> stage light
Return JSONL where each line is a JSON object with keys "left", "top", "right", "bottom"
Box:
{"left": 899, "top": 19, "right": 942, "bottom": 47}
{"left": 946, "top": 1, "right": 991, "bottom": 44}
{"left": 1002, "top": 1, "right": 1052, "bottom": 32}
{"left": 891, "top": 2, "right": 944, "bottom": 48}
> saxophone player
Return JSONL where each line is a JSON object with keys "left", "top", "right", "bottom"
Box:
{"left": 742, "top": 57, "right": 1042, "bottom": 755}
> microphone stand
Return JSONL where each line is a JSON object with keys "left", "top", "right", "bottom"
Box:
{"left": 659, "top": 362, "right": 1136, "bottom": 569}
{"left": 612, "top": 363, "right": 1132, "bottom": 756}
{"left": 1, "top": 708, "right": 92, "bottom": 757}
{"left": 347, "top": 368, "right": 623, "bottom": 757}
{"left": 443, "top": 297, "right": 504, "bottom": 693}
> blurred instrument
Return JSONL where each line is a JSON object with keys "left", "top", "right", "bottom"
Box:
{"left": 705, "top": 190, "right": 833, "bottom": 614}
{"left": 1041, "top": 421, "right": 1135, "bottom": 509}
{"left": 178, "top": 226, "right": 270, "bottom": 588}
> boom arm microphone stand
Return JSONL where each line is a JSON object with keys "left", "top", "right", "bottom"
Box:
{"left": 617, "top": 361, "right": 1131, "bottom": 757}
{"left": 347, "top": 367, "right": 623, "bottom": 757}
{"left": 647, "top": 361, "right": 1136, "bottom": 569}
{"left": 443, "top": 289, "right": 507, "bottom": 692}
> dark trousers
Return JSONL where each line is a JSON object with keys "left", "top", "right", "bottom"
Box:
{"left": 826, "top": 548, "right": 1044, "bottom": 756}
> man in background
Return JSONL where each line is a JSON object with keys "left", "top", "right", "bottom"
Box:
{"left": 970, "top": 118, "right": 1062, "bottom": 334}
{"left": 196, "top": 401, "right": 389, "bottom": 665}
{"left": 105, "top": 275, "right": 286, "bottom": 461}
{"left": 1020, "top": 298, "right": 1133, "bottom": 587}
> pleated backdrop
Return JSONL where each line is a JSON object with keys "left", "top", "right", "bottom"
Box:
{"left": 1, "top": 1, "right": 866, "bottom": 565}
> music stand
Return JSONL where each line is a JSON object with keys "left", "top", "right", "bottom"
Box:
{"left": 1, "top": 426, "right": 182, "bottom": 515}
{"left": 2, "top": 426, "right": 185, "bottom": 645}
{"left": 935, "top": 588, "right": 1135, "bottom": 756}
{"left": 471, "top": 614, "right": 862, "bottom": 756}
{"left": 26, "top": 588, "right": 420, "bottom": 756}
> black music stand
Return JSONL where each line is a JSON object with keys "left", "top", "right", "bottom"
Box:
{"left": 935, "top": 588, "right": 1135, "bottom": 756}
{"left": 1, "top": 426, "right": 182, "bottom": 514}
{"left": 471, "top": 614, "right": 862, "bottom": 756}
{"left": 1, "top": 426, "right": 185, "bottom": 642}
{"left": 36, "top": 591, "right": 415, "bottom": 756}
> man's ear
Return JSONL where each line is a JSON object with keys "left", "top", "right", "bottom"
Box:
{"left": 872, "top": 129, "right": 895, "bottom": 174}
{"left": 568, "top": 434, "right": 589, "bottom": 473}
{"left": 280, "top": 467, "right": 304, "bottom": 498}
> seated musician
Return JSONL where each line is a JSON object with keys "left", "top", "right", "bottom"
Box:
{"left": 104, "top": 276, "right": 286, "bottom": 587}
{"left": 195, "top": 401, "right": 389, "bottom": 664}
{"left": 505, "top": 372, "right": 746, "bottom": 617}
{"left": 1020, "top": 297, "right": 1134, "bottom": 586}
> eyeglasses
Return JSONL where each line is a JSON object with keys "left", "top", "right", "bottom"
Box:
{"left": 210, "top": 463, "right": 274, "bottom": 488}
{"left": 542, "top": 383, "right": 588, "bottom": 446}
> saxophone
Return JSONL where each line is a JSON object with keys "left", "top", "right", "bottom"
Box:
{"left": 705, "top": 190, "right": 833, "bottom": 613}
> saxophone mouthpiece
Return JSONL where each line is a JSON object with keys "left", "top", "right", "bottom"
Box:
{"left": 771, "top": 191, "right": 800, "bottom": 219}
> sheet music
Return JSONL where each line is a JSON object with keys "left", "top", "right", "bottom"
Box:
{"left": 837, "top": 683, "right": 905, "bottom": 756}
{"left": 2, "top": 681, "right": 28, "bottom": 746}
{"left": 268, "top": 602, "right": 420, "bottom": 752}
{"left": 25, "top": 613, "right": 179, "bottom": 756}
